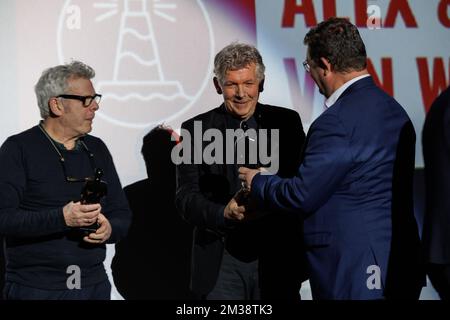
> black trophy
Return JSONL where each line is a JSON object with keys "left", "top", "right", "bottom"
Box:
{"left": 235, "top": 163, "right": 258, "bottom": 207}
{"left": 79, "top": 168, "right": 107, "bottom": 233}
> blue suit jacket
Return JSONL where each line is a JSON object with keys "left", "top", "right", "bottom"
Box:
{"left": 252, "top": 77, "right": 424, "bottom": 299}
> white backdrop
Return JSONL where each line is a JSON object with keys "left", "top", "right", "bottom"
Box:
{"left": 0, "top": 0, "right": 448, "bottom": 299}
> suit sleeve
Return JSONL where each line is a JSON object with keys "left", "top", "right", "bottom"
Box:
{"left": 175, "top": 120, "right": 226, "bottom": 230}
{"left": 252, "top": 112, "right": 353, "bottom": 217}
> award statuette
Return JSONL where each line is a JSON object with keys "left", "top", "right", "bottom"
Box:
{"left": 79, "top": 168, "right": 107, "bottom": 233}
{"left": 234, "top": 163, "right": 259, "bottom": 217}
{"left": 235, "top": 181, "right": 251, "bottom": 207}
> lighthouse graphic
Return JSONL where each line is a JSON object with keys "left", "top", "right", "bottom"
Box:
{"left": 57, "top": 0, "right": 214, "bottom": 128}
{"left": 111, "top": 0, "right": 167, "bottom": 82}
{"left": 96, "top": 0, "right": 192, "bottom": 127}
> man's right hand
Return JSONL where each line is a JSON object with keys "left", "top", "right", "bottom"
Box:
{"left": 63, "top": 201, "right": 101, "bottom": 227}
{"left": 224, "top": 198, "right": 246, "bottom": 221}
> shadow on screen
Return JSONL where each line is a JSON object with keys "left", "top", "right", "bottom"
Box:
{"left": 111, "top": 126, "right": 196, "bottom": 300}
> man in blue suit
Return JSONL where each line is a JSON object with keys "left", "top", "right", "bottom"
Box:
{"left": 239, "top": 17, "right": 424, "bottom": 299}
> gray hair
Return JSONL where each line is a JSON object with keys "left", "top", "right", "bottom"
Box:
{"left": 213, "top": 42, "right": 265, "bottom": 85}
{"left": 34, "top": 60, "right": 95, "bottom": 119}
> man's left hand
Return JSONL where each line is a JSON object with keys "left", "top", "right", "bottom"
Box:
{"left": 83, "top": 213, "right": 112, "bottom": 244}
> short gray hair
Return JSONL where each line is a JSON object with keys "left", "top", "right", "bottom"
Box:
{"left": 34, "top": 60, "right": 95, "bottom": 119}
{"left": 213, "top": 42, "right": 265, "bottom": 85}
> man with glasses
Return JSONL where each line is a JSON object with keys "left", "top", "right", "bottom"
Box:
{"left": 176, "top": 42, "right": 307, "bottom": 300}
{"left": 239, "top": 18, "right": 424, "bottom": 299}
{"left": 0, "top": 61, "right": 131, "bottom": 299}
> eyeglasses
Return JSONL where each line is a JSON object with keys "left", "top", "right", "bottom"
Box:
{"left": 57, "top": 94, "right": 102, "bottom": 107}
{"left": 302, "top": 60, "right": 311, "bottom": 73}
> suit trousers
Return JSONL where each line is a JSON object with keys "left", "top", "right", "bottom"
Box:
{"left": 206, "top": 249, "right": 260, "bottom": 300}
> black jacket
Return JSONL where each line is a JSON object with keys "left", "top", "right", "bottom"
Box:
{"left": 422, "top": 86, "right": 450, "bottom": 264}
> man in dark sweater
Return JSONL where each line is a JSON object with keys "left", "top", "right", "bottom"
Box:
{"left": 0, "top": 61, "right": 131, "bottom": 299}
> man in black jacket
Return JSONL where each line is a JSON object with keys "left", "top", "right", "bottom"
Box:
{"left": 175, "top": 42, "right": 306, "bottom": 299}
{"left": 0, "top": 61, "right": 131, "bottom": 299}
{"left": 422, "top": 86, "right": 450, "bottom": 300}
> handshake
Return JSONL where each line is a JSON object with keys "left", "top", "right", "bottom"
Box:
{"left": 237, "top": 166, "right": 267, "bottom": 194}
{"left": 234, "top": 181, "right": 252, "bottom": 210}
{"left": 224, "top": 166, "right": 266, "bottom": 221}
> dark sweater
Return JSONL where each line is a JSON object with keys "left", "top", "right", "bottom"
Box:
{"left": 0, "top": 125, "right": 131, "bottom": 289}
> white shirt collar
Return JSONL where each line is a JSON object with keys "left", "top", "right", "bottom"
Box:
{"left": 325, "top": 74, "right": 370, "bottom": 108}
